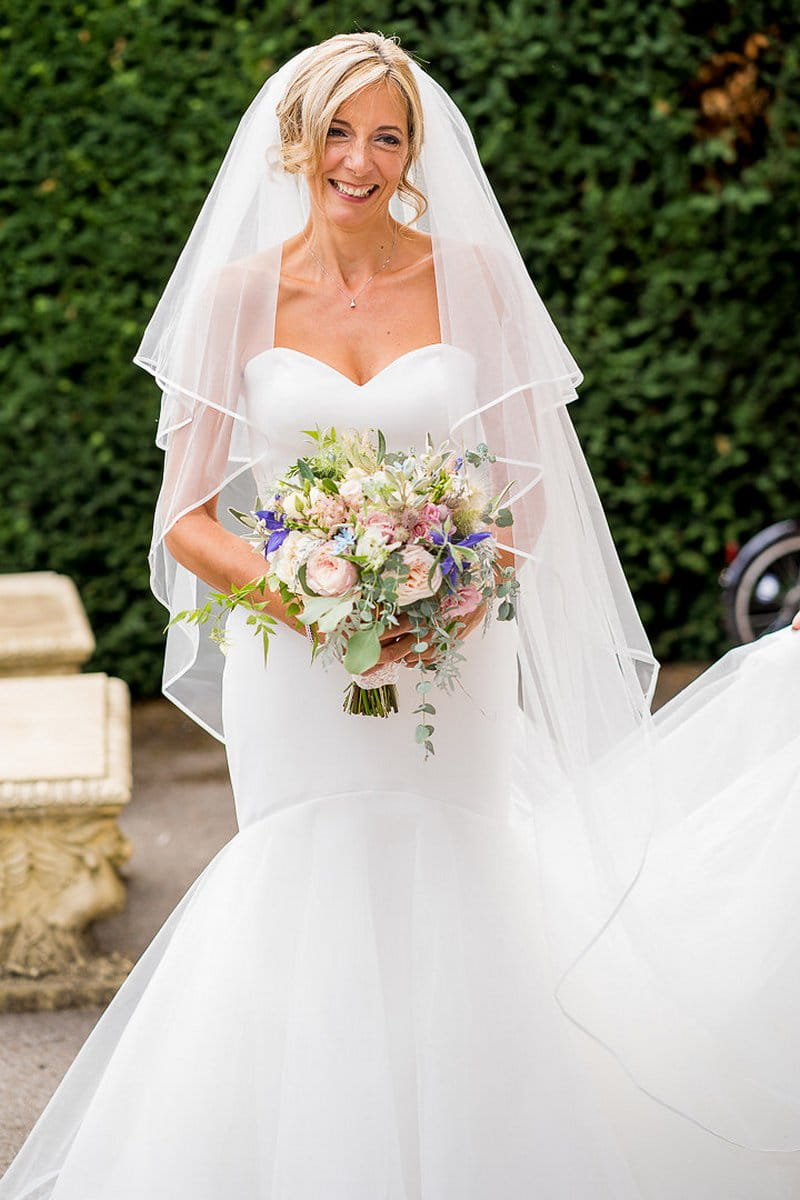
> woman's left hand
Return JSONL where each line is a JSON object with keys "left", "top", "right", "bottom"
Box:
{"left": 792, "top": 611, "right": 800, "bottom": 631}
{"left": 396, "top": 602, "right": 487, "bottom": 667}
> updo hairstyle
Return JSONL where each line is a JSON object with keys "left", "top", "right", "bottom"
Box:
{"left": 275, "top": 32, "right": 427, "bottom": 222}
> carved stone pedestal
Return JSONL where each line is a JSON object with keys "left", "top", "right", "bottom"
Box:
{"left": 0, "top": 572, "right": 95, "bottom": 676}
{"left": 0, "top": 673, "right": 133, "bottom": 1011}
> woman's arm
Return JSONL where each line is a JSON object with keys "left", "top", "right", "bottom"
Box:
{"left": 164, "top": 497, "right": 308, "bottom": 637}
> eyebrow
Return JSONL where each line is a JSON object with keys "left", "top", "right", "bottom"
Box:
{"left": 330, "top": 119, "right": 405, "bottom": 134}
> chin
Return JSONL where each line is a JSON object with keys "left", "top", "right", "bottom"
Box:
{"left": 326, "top": 201, "right": 389, "bottom": 229}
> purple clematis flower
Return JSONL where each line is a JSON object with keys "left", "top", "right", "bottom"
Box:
{"left": 255, "top": 509, "right": 289, "bottom": 556}
{"left": 429, "top": 529, "right": 491, "bottom": 589}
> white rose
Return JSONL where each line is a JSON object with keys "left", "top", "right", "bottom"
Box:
{"left": 281, "top": 491, "right": 306, "bottom": 520}
{"left": 339, "top": 478, "right": 365, "bottom": 509}
{"left": 270, "top": 531, "right": 321, "bottom": 588}
{"left": 344, "top": 466, "right": 368, "bottom": 481}
{"left": 396, "top": 545, "right": 442, "bottom": 606}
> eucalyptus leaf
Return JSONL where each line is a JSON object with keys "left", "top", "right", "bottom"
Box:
{"left": 343, "top": 625, "right": 382, "bottom": 674}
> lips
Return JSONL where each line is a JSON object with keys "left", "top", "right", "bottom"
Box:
{"left": 329, "top": 179, "right": 379, "bottom": 200}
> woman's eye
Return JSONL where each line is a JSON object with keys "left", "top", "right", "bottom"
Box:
{"left": 326, "top": 128, "right": 401, "bottom": 147}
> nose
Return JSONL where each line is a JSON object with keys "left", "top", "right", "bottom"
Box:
{"left": 343, "top": 137, "right": 372, "bottom": 175}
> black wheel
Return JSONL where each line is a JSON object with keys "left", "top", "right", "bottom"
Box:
{"left": 720, "top": 520, "right": 800, "bottom": 644}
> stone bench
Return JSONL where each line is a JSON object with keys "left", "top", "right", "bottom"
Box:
{"left": 0, "top": 573, "right": 133, "bottom": 1011}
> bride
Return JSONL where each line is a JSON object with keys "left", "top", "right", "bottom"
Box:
{"left": 3, "top": 32, "right": 800, "bottom": 1200}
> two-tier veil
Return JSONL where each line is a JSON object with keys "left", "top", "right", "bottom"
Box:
{"left": 133, "top": 43, "right": 800, "bottom": 1158}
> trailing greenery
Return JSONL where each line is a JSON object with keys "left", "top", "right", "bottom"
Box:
{"left": 2, "top": 1, "right": 798, "bottom": 693}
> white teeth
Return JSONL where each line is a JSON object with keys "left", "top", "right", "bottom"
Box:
{"left": 331, "top": 180, "right": 376, "bottom": 198}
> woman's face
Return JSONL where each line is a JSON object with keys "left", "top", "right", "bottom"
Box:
{"left": 309, "top": 80, "right": 409, "bottom": 228}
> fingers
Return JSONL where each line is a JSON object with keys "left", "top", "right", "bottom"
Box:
{"left": 378, "top": 612, "right": 411, "bottom": 644}
{"left": 381, "top": 632, "right": 417, "bottom": 663}
{"left": 363, "top": 604, "right": 489, "bottom": 675}
{"left": 359, "top": 632, "right": 415, "bottom": 676}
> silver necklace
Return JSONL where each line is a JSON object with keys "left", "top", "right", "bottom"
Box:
{"left": 303, "top": 224, "right": 398, "bottom": 309}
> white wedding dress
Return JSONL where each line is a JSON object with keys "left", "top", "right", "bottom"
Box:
{"left": 2, "top": 344, "right": 799, "bottom": 1199}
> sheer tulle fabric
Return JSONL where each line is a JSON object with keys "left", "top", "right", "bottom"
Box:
{"left": 2, "top": 45, "right": 795, "bottom": 1199}
{"left": 3, "top": 269, "right": 800, "bottom": 1200}
{"left": 132, "top": 49, "right": 800, "bottom": 1152}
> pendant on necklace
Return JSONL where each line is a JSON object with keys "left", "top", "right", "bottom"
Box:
{"left": 350, "top": 299, "right": 356, "bottom": 309}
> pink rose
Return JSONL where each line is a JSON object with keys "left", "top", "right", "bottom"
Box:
{"left": 440, "top": 585, "right": 483, "bottom": 618}
{"left": 396, "top": 545, "right": 442, "bottom": 606}
{"left": 305, "top": 541, "right": 358, "bottom": 597}
{"left": 364, "top": 511, "right": 400, "bottom": 543}
{"left": 408, "top": 502, "right": 449, "bottom": 541}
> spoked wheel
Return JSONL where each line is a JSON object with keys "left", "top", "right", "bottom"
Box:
{"left": 720, "top": 520, "right": 800, "bottom": 644}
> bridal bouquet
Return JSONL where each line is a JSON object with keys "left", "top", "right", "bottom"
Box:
{"left": 171, "top": 426, "right": 519, "bottom": 755}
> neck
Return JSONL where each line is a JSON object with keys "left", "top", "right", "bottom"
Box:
{"left": 303, "top": 213, "right": 397, "bottom": 287}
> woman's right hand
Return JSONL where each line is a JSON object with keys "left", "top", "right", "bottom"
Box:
{"left": 360, "top": 611, "right": 445, "bottom": 676}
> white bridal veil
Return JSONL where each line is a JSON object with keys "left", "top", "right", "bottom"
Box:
{"left": 133, "top": 42, "right": 800, "bottom": 1157}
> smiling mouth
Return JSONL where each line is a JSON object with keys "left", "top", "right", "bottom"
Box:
{"left": 330, "top": 179, "right": 379, "bottom": 199}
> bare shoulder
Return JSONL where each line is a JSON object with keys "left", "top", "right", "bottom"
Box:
{"left": 216, "top": 246, "right": 283, "bottom": 301}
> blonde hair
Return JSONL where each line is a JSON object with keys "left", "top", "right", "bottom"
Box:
{"left": 276, "top": 33, "right": 427, "bottom": 223}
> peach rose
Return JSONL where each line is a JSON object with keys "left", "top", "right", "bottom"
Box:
{"left": 396, "top": 545, "right": 442, "bottom": 606}
{"left": 305, "top": 541, "right": 358, "bottom": 597}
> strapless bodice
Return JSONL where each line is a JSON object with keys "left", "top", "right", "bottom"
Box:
{"left": 241, "top": 343, "right": 476, "bottom": 488}
{"left": 227, "top": 337, "right": 518, "bottom": 828}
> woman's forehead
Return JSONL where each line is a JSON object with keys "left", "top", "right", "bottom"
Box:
{"left": 332, "top": 80, "right": 408, "bottom": 129}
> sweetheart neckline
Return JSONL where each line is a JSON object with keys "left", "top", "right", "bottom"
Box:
{"left": 244, "top": 342, "right": 473, "bottom": 390}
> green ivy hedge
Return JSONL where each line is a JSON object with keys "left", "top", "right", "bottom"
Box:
{"left": 2, "top": 0, "right": 798, "bottom": 694}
